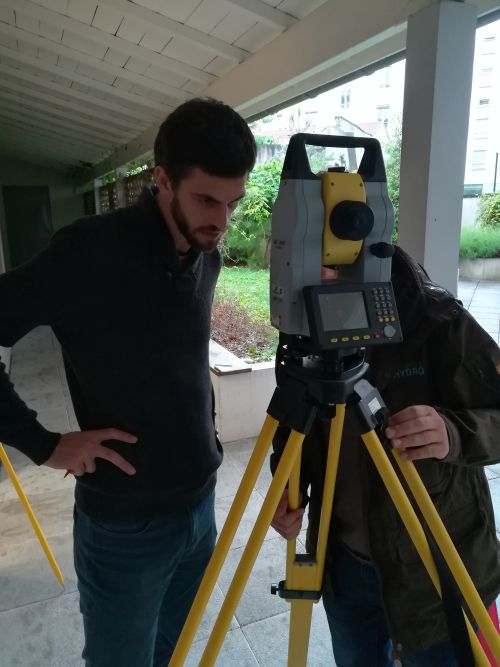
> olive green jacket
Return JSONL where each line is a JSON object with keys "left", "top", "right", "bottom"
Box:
{"left": 271, "top": 247, "right": 500, "bottom": 654}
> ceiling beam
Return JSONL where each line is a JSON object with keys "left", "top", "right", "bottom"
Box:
{"left": 224, "top": 0, "right": 297, "bottom": 30}
{"left": 0, "top": 151, "right": 77, "bottom": 169}
{"left": 202, "top": 0, "right": 419, "bottom": 118}
{"left": 4, "top": 0, "right": 217, "bottom": 85}
{"left": 85, "top": 121, "right": 159, "bottom": 181}
{"left": 0, "top": 63, "right": 152, "bottom": 129}
{"left": 0, "top": 73, "right": 146, "bottom": 133}
{"left": 0, "top": 94, "right": 128, "bottom": 143}
{"left": 207, "top": 0, "right": 500, "bottom": 119}
{"left": 98, "top": 0, "right": 248, "bottom": 62}
{"left": 0, "top": 111, "right": 111, "bottom": 151}
{"left": 0, "top": 129, "right": 100, "bottom": 162}
{"left": 0, "top": 42, "right": 172, "bottom": 116}
{"left": 0, "top": 137, "right": 95, "bottom": 164}
{"left": 0, "top": 144, "right": 82, "bottom": 168}
{"left": 0, "top": 21, "right": 189, "bottom": 101}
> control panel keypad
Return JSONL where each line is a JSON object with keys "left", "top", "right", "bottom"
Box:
{"left": 371, "top": 287, "right": 396, "bottom": 324}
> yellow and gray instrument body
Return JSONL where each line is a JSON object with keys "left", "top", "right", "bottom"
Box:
{"left": 270, "top": 133, "right": 395, "bottom": 338}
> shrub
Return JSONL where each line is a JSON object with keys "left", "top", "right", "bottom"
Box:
{"left": 476, "top": 192, "right": 500, "bottom": 229}
{"left": 211, "top": 297, "right": 277, "bottom": 362}
{"left": 223, "top": 160, "right": 283, "bottom": 267}
{"left": 383, "top": 119, "right": 402, "bottom": 242}
{"left": 460, "top": 226, "right": 500, "bottom": 259}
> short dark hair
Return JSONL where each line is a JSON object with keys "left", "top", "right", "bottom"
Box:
{"left": 154, "top": 97, "right": 257, "bottom": 184}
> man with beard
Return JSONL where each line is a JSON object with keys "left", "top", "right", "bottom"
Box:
{"left": 0, "top": 98, "right": 256, "bottom": 667}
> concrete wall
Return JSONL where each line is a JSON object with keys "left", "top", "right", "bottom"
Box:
{"left": 0, "top": 156, "right": 82, "bottom": 372}
{"left": 462, "top": 197, "right": 479, "bottom": 227}
{"left": 0, "top": 155, "right": 84, "bottom": 270}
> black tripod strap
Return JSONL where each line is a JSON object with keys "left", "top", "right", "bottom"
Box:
{"left": 427, "top": 535, "right": 475, "bottom": 667}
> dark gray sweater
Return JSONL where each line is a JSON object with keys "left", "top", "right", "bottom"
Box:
{"left": 0, "top": 187, "right": 223, "bottom": 521}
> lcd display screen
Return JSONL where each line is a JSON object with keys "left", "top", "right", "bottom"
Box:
{"left": 318, "top": 291, "right": 368, "bottom": 331}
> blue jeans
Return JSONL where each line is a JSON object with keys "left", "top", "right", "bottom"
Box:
{"left": 73, "top": 490, "right": 216, "bottom": 667}
{"left": 322, "top": 541, "right": 460, "bottom": 667}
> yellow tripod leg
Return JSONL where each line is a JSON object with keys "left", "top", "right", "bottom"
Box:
{"left": 286, "top": 405, "right": 346, "bottom": 667}
{"left": 199, "top": 429, "right": 306, "bottom": 667}
{"left": 314, "top": 405, "right": 345, "bottom": 588}
{"left": 169, "top": 415, "right": 279, "bottom": 667}
{"left": 0, "top": 442, "right": 64, "bottom": 587}
{"left": 361, "top": 431, "right": 489, "bottom": 667}
{"left": 286, "top": 445, "right": 314, "bottom": 667}
{"left": 288, "top": 601, "right": 314, "bottom": 667}
{"left": 393, "top": 448, "right": 500, "bottom": 664}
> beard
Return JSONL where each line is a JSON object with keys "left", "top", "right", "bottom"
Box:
{"left": 171, "top": 195, "right": 221, "bottom": 253}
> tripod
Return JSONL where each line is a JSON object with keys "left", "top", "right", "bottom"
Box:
{"left": 169, "top": 346, "right": 500, "bottom": 666}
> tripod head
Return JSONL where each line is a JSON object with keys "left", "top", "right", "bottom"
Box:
{"left": 270, "top": 133, "right": 403, "bottom": 356}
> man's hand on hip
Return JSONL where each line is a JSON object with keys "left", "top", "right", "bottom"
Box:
{"left": 44, "top": 429, "right": 138, "bottom": 476}
{"left": 385, "top": 405, "right": 449, "bottom": 461}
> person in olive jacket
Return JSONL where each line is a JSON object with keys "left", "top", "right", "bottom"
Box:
{"left": 271, "top": 246, "right": 500, "bottom": 666}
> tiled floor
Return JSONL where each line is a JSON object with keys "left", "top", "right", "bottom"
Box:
{"left": 0, "top": 279, "right": 499, "bottom": 666}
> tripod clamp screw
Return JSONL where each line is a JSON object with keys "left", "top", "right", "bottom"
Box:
{"left": 270, "top": 580, "right": 321, "bottom": 602}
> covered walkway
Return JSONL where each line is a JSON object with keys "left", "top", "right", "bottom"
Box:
{"left": 1, "top": 278, "right": 499, "bottom": 666}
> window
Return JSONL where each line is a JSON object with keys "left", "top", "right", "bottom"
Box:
{"left": 378, "top": 66, "right": 391, "bottom": 87}
{"left": 478, "top": 98, "right": 490, "bottom": 106}
{"left": 341, "top": 88, "right": 350, "bottom": 109}
{"left": 472, "top": 150, "right": 486, "bottom": 171}
{"left": 377, "top": 105, "right": 390, "bottom": 122}
{"left": 480, "top": 67, "right": 494, "bottom": 88}
{"left": 464, "top": 184, "right": 483, "bottom": 197}
{"left": 474, "top": 130, "right": 488, "bottom": 140}
{"left": 474, "top": 118, "right": 488, "bottom": 138}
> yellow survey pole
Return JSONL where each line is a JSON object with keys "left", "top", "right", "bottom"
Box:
{"left": 0, "top": 442, "right": 64, "bottom": 587}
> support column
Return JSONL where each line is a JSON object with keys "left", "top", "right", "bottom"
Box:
{"left": 115, "top": 166, "right": 128, "bottom": 209}
{"left": 0, "top": 187, "right": 7, "bottom": 273}
{"left": 398, "top": 1, "right": 476, "bottom": 295}
{"left": 94, "top": 178, "right": 102, "bottom": 215}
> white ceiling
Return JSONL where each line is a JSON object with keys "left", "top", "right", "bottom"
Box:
{"left": 0, "top": 0, "right": 499, "bottom": 177}
{"left": 0, "top": 0, "right": 326, "bottom": 171}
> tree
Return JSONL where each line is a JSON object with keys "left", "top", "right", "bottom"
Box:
{"left": 223, "top": 160, "right": 283, "bottom": 267}
{"left": 383, "top": 119, "right": 402, "bottom": 241}
{"left": 476, "top": 191, "right": 500, "bottom": 229}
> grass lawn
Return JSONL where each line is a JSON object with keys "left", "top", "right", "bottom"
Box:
{"left": 212, "top": 267, "right": 277, "bottom": 362}
{"left": 215, "top": 266, "right": 271, "bottom": 322}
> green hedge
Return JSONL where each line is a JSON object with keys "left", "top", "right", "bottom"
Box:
{"left": 460, "top": 226, "right": 500, "bottom": 259}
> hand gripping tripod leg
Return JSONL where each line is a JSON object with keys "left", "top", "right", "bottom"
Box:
{"left": 169, "top": 353, "right": 500, "bottom": 666}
